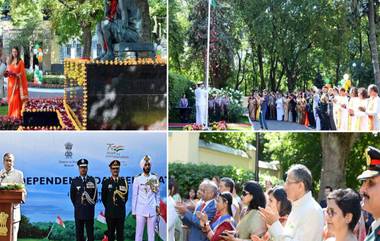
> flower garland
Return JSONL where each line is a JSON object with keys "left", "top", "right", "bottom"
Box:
{"left": 19, "top": 97, "right": 76, "bottom": 130}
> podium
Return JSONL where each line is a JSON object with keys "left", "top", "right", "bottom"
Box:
{"left": 0, "top": 190, "right": 24, "bottom": 241}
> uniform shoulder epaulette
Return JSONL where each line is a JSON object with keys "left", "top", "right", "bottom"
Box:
{"left": 102, "top": 177, "right": 110, "bottom": 183}
{"left": 135, "top": 173, "right": 142, "bottom": 177}
{"left": 151, "top": 172, "right": 159, "bottom": 177}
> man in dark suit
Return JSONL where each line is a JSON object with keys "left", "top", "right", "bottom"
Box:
{"left": 70, "top": 159, "right": 97, "bottom": 241}
{"left": 101, "top": 160, "right": 128, "bottom": 241}
{"left": 175, "top": 180, "right": 217, "bottom": 241}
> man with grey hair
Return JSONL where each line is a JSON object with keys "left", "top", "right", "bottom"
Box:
{"left": 175, "top": 179, "right": 217, "bottom": 241}
{"left": 0, "top": 153, "right": 26, "bottom": 241}
{"left": 256, "top": 164, "right": 324, "bottom": 241}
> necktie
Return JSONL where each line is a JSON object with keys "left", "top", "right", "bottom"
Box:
{"left": 200, "top": 201, "right": 206, "bottom": 212}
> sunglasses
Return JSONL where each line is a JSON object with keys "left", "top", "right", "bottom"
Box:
{"left": 242, "top": 190, "right": 250, "bottom": 196}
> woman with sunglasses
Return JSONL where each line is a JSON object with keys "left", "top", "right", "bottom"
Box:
{"left": 200, "top": 192, "right": 236, "bottom": 241}
{"left": 325, "top": 188, "right": 361, "bottom": 241}
{"left": 221, "top": 181, "right": 267, "bottom": 241}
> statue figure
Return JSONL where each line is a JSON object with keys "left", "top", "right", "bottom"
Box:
{"left": 96, "top": 0, "right": 141, "bottom": 60}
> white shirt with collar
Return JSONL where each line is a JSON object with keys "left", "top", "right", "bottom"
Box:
{"left": 132, "top": 173, "right": 160, "bottom": 217}
{"left": 0, "top": 168, "right": 26, "bottom": 222}
{"left": 371, "top": 218, "right": 380, "bottom": 233}
{"left": 269, "top": 191, "right": 324, "bottom": 241}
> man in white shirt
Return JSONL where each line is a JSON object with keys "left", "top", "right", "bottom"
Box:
{"left": 195, "top": 82, "right": 208, "bottom": 127}
{"left": 0, "top": 153, "right": 26, "bottom": 241}
{"left": 257, "top": 164, "right": 324, "bottom": 241}
{"left": 367, "top": 85, "right": 380, "bottom": 131}
{"left": 219, "top": 177, "right": 240, "bottom": 222}
{"left": 132, "top": 155, "right": 160, "bottom": 241}
{"left": 358, "top": 146, "right": 380, "bottom": 241}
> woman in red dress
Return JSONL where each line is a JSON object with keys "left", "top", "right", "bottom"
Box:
{"left": 201, "top": 192, "right": 236, "bottom": 241}
{"left": 6, "top": 47, "right": 28, "bottom": 118}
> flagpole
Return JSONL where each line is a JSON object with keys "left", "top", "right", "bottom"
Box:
{"left": 205, "top": 0, "right": 211, "bottom": 129}
{"left": 46, "top": 222, "right": 55, "bottom": 240}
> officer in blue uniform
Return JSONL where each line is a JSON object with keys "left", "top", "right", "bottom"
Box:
{"left": 101, "top": 160, "right": 128, "bottom": 241}
{"left": 70, "top": 158, "right": 97, "bottom": 241}
{"left": 358, "top": 146, "right": 380, "bottom": 241}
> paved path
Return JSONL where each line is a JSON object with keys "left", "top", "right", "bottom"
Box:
{"left": 249, "top": 119, "right": 311, "bottom": 131}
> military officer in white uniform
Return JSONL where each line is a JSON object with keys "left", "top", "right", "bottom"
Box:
{"left": 132, "top": 155, "right": 160, "bottom": 241}
{"left": 0, "top": 153, "right": 26, "bottom": 241}
{"left": 195, "top": 82, "right": 208, "bottom": 127}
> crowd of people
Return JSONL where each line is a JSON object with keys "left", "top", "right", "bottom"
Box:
{"left": 247, "top": 84, "right": 380, "bottom": 131}
{"left": 0, "top": 46, "right": 29, "bottom": 118}
{"left": 168, "top": 146, "right": 380, "bottom": 241}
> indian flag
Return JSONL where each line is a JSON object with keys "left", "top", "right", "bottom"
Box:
{"left": 97, "top": 211, "right": 107, "bottom": 224}
{"left": 157, "top": 199, "right": 167, "bottom": 240}
{"left": 56, "top": 216, "right": 65, "bottom": 228}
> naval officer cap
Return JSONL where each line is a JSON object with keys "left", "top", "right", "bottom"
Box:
{"left": 357, "top": 146, "right": 380, "bottom": 180}
{"left": 77, "top": 158, "right": 88, "bottom": 167}
{"left": 109, "top": 160, "right": 121, "bottom": 168}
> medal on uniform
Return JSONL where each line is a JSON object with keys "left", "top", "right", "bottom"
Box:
{"left": 146, "top": 177, "right": 159, "bottom": 193}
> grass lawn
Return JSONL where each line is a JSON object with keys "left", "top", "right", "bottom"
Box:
{"left": 0, "top": 105, "right": 7, "bottom": 115}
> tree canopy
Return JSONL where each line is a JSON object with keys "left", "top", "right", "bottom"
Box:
{"left": 169, "top": 0, "right": 380, "bottom": 93}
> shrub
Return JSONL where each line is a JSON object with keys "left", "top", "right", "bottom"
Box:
{"left": 169, "top": 163, "right": 283, "bottom": 198}
{"left": 169, "top": 72, "right": 195, "bottom": 122}
{"left": 228, "top": 102, "right": 245, "bottom": 123}
{"left": 42, "top": 75, "right": 65, "bottom": 85}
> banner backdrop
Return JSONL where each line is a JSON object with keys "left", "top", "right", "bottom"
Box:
{"left": 0, "top": 132, "right": 167, "bottom": 240}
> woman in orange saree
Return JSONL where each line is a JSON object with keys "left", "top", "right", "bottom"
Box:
{"left": 6, "top": 47, "right": 28, "bottom": 119}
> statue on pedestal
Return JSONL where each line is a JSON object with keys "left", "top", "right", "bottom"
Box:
{"left": 96, "top": 0, "right": 141, "bottom": 60}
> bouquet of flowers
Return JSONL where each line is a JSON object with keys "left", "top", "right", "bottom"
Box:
{"left": 0, "top": 183, "right": 24, "bottom": 190}
{"left": 3, "top": 70, "right": 17, "bottom": 78}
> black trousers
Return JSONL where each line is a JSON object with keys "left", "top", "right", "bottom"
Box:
{"left": 106, "top": 217, "right": 124, "bottom": 241}
{"left": 75, "top": 219, "right": 94, "bottom": 241}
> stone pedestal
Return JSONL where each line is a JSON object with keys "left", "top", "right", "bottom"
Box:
{"left": 64, "top": 59, "right": 167, "bottom": 130}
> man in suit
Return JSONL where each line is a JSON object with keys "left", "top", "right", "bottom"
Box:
{"left": 70, "top": 159, "right": 97, "bottom": 241}
{"left": 0, "top": 153, "right": 26, "bottom": 241}
{"left": 101, "top": 160, "right": 128, "bottom": 241}
{"left": 132, "top": 155, "right": 160, "bottom": 241}
{"left": 358, "top": 146, "right": 380, "bottom": 241}
{"left": 175, "top": 179, "right": 217, "bottom": 241}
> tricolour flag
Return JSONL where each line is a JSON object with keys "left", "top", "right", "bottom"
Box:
{"left": 157, "top": 199, "right": 167, "bottom": 240}
{"left": 97, "top": 211, "right": 107, "bottom": 224}
{"left": 56, "top": 216, "right": 65, "bottom": 228}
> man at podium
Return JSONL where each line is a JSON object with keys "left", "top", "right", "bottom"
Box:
{"left": 0, "top": 153, "right": 26, "bottom": 241}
